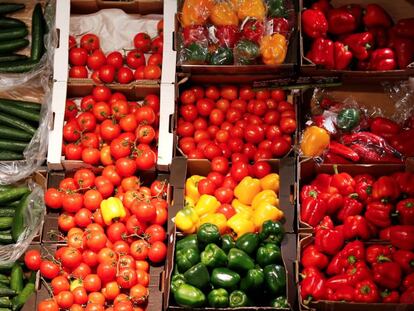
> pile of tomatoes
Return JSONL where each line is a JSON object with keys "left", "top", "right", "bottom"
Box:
{"left": 63, "top": 85, "right": 159, "bottom": 171}
{"left": 177, "top": 85, "right": 297, "bottom": 160}
{"left": 68, "top": 20, "right": 163, "bottom": 83}
{"left": 37, "top": 168, "right": 168, "bottom": 311}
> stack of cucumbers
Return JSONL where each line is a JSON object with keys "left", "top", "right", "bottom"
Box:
{"left": 0, "top": 97, "right": 41, "bottom": 161}
{"left": 0, "top": 3, "right": 46, "bottom": 73}
{"left": 0, "top": 261, "right": 36, "bottom": 311}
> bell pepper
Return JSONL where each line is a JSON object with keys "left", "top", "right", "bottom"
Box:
{"left": 234, "top": 40, "right": 260, "bottom": 65}
{"left": 373, "top": 261, "right": 402, "bottom": 290}
{"left": 343, "top": 215, "right": 370, "bottom": 240}
{"left": 311, "top": 0, "right": 332, "bottom": 15}
{"left": 270, "top": 296, "right": 288, "bottom": 308}
{"left": 256, "top": 243, "right": 281, "bottom": 267}
{"left": 300, "top": 185, "right": 320, "bottom": 201}
{"left": 389, "top": 225, "right": 414, "bottom": 250}
{"left": 362, "top": 4, "right": 393, "bottom": 28}
{"left": 208, "top": 288, "right": 229, "bottom": 307}
{"left": 177, "top": 234, "right": 199, "bottom": 252}
{"left": 306, "top": 38, "right": 334, "bottom": 69}
{"left": 397, "top": 198, "right": 414, "bottom": 225}
{"left": 228, "top": 248, "right": 255, "bottom": 271}
{"left": 336, "top": 108, "right": 360, "bottom": 132}
{"left": 370, "top": 117, "right": 400, "bottom": 135}
{"left": 209, "top": 47, "right": 234, "bottom": 65}
{"left": 269, "top": 17, "right": 290, "bottom": 37}
{"left": 252, "top": 201, "right": 284, "bottom": 229}
{"left": 354, "top": 280, "right": 380, "bottom": 302}
{"left": 335, "top": 42, "right": 353, "bottom": 70}
{"left": 379, "top": 227, "right": 391, "bottom": 240}
{"left": 394, "top": 18, "right": 414, "bottom": 39}
{"left": 182, "top": 25, "right": 208, "bottom": 46}
{"left": 392, "top": 172, "right": 414, "bottom": 197}
{"left": 234, "top": 176, "right": 261, "bottom": 205}
{"left": 372, "top": 176, "right": 400, "bottom": 202}
{"left": 180, "top": 0, "right": 214, "bottom": 27}
{"left": 300, "top": 274, "right": 325, "bottom": 303}
{"left": 325, "top": 274, "right": 350, "bottom": 290}
{"left": 346, "top": 261, "right": 372, "bottom": 286}
{"left": 327, "top": 240, "right": 365, "bottom": 275}
{"left": 355, "top": 174, "right": 375, "bottom": 185}
{"left": 355, "top": 181, "right": 372, "bottom": 204}
{"left": 171, "top": 273, "right": 186, "bottom": 294}
{"left": 393, "top": 249, "right": 414, "bottom": 274}
{"left": 211, "top": 267, "right": 240, "bottom": 289}
{"left": 266, "top": 0, "right": 286, "bottom": 18}
{"left": 365, "top": 201, "right": 392, "bottom": 228}
{"left": 252, "top": 190, "right": 278, "bottom": 210}
{"left": 201, "top": 243, "right": 227, "bottom": 268}
{"left": 175, "top": 207, "right": 199, "bottom": 234}
{"left": 315, "top": 220, "right": 344, "bottom": 255}
{"left": 176, "top": 247, "right": 201, "bottom": 273}
{"left": 197, "top": 223, "right": 220, "bottom": 245}
{"left": 260, "top": 34, "right": 287, "bottom": 65}
{"left": 369, "top": 48, "right": 397, "bottom": 71}
{"left": 403, "top": 273, "right": 414, "bottom": 289}
{"left": 241, "top": 20, "right": 264, "bottom": 43}
{"left": 260, "top": 173, "right": 279, "bottom": 192}
{"left": 229, "top": 290, "right": 249, "bottom": 307}
{"left": 184, "top": 42, "right": 208, "bottom": 63}
{"left": 264, "top": 264, "right": 286, "bottom": 294}
{"left": 185, "top": 196, "right": 196, "bottom": 208}
{"left": 300, "top": 126, "right": 330, "bottom": 157}
{"left": 401, "top": 286, "right": 414, "bottom": 303}
{"left": 258, "top": 220, "right": 284, "bottom": 244}
{"left": 342, "top": 32, "right": 374, "bottom": 60}
{"left": 327, "top": 8, "right": 357, "bottom": 35}
{"left": 301, "top": 267, "right": 323, "bottom": 279}
{"left": 240, "top": 267, "right": 264, "bottom": 291}
{"left": 325, "top": 152, "right": 351, "bottom": 164}
{"left": 393, "top": 37, "right": 414, "bottom": 69}
{"left": 235, "top": 232, "right": 259, "bottom": 255}
{"left": 332, "top": 286, "right": 355, "bottom": 301}
{"left": 369, "top": 27, "right": 389, "bottom": 48}
{"left": 186, "top": 175, "right": 205, "bottom": 203}
{"left": 301, "top": 197, "right": 327, "bottom": 227}
{"left": 329, "top": 141, "right": 359, "bottom": 161}
{"left": 301, "top": 245, "right": 329, "bottom": 270}
{"left": 194, "top": 194, "right": 220, "bottom": 216}
{"left": 100, "top": 197, "right": 126, "bottom": 225}
{"left": 322, "top": 193, "right": 344, "bottom": 215}
{"left": 221, "top": 234, "right": 236, "bottom": 253}
{"left": 237, "top": 0, "right": 266, "bottom": 21}
{"left": 215, "top": 25, "right": 239, "bottom": 48}
{"left": 174, "top": 283, "right": 206, "bottom": 307}
{"left": 227, "top": 213, "right": 255, "bottom": 238}
{"left": 199, "top": 213, "right": 227, "bottom": 234}
{"left": 301, "top": 9, "right": 328, "bottom": 39}
{"left": 231, "top": 199, "right": 253, "bottom": 218}
{"left": 312, "top": 173, "right": 335, "bottom": 193}
{"left": 337, "top": 197, "right": 362, "bottom": 222}
{"left": 183, "top": 262, "right": 210, "bottom": 289}
{"left": 210, "top": 1, "right": 238, "bottom": 26}
{"left": 381, "top": 289, "right": 400, "bottom": 303}
{"left": 366, "top": 244, "right": 393, "bottom": 264}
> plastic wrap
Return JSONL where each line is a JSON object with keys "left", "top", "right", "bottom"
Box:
{"left": 0, "top": 0, "right": 57, "bottom": 91}
{"left": 0, "top": 179, "right": 45, "bottom": 263}
{"left": 177, "top": 0, "right": 295, "bottom": 65}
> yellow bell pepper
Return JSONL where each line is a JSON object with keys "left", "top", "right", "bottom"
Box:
{"left": 234, "top": 176, "right": 261, "bottom": 205}
{"left": 210, "top": 1, "right": 239, "bottom": 26}
{"left": 227, "top": 213, "right": 255, "bottom": 238}
{"left": 181, "top": 0, "right": 214, "bottom": 27}
{"left": 194, "top": 194, "right": 220, "bottom": 216}
{"left": 185, "top": 175, "right": 205, "bottom": 203}
{"left": 252, "top": 201, "right": 284, "bottom": 229}
{"left": 300, "top": 126, "right": 330, "bottom": 157}
{"left": 237, "top": 0, "right": 266, "bottom": 21}
{"left": 100, "top": 197, "right": 126, "bottom": 226}
{"left": 260, "top": 34, "right": 287, "bottom": 65}
{"left": 199, "top": 213, "right": 228, "bottom": 234}
{"left": 184, "top": 196, "right": 195, "bottom": 208}
{"left": 260, "top": 173, "right": 280, "bottom": 192}
{"left": 175, "top": 207, "right": 199, "bottom": 234}
{"left": 251, "top": 190, "right": 278, "bottom": 210}
{"left": 231, "top": 199, "right": 253, "bottom": 219}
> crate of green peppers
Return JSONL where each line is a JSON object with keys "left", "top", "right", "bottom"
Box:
{"left": 164, "top": 221, "right": 297, "bottom": 310}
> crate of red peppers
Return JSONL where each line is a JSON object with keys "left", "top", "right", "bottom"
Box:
{"left": 300, "top": 0, "right": 414, "bottom": 80}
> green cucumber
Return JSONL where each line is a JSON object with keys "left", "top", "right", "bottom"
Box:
{"left": 0, "top": 188, "right": 29, "bottom": 204}
{"left": 11, "top": 193, "right": 30, "bottom": 242}
{"left": 0, "top": 218, "right": 13, "bottom": 230}
{"left": 0, "top": 28, "right": 28, "bottom": 42}
{"left": 10, "top": 264, "right": 23, "bottom": 293}
{"left": 0, "top": 151, "right": 23, "bottom": 161}
{"left": 0, "top": 288, "right": 16, "bottom": 297}
{"left": 0, "top": 275, "right": 9, "bottom": 285}
{"left": 0, "top": 141, "right": 28, "bottom": 153}
{"left": 0, "top": 103, "right": 39, "bottom": 123}
{"left": 0, "top": 263, "right": 13, "bottom": 273}
{"left": 6, "top": 201, "right": 20, "bottom": 208}
{"left": 0, "top": 39, "right": 29, "bottom": 54}
{"left": 0, "top": 59, "right": 40, "bottom": 73}
{"left": 0, "top": 55, "right": 28, "bottom": 63}
{"left": 0, "top": 209, "right": 15, "bottom": 218}
{"left": 30, "top": 4, "right": 44, "bottom": 61}
{"left": 0, "top": 99, "right": 40, "bottom": 112}
{"left": 0, "top": 113, "right": 36, "bottom": 135}
{"left": 0, "top": 186, "right": 13, "bottom": 192}
{"left": 11, "top": 271, "right": 35, "bottom": 311}
{"left": 0, "top": 126, "right": 32, "bottom": 142}
{"left": 0, "top": 233, "right": 13, "bottom": 244}
{"left": 0, "top": 4, "right": 25, "bottom": 15}
{"left": 0, "top": 17, "right": 26, "bottom": 29}
{"left": 0, "top": 298, "right": 11, "bottom": 308}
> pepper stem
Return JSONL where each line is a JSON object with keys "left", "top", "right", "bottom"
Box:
{"left": 303, "top": 296, "right": 313, "bottom": 305}
{"left": 333, "top": 164, "right": 339, "bottom": 175}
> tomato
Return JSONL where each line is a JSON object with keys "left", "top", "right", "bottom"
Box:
{"left": 271, "top": 136, "right": 291, "bottom": 157}
{"left": 214, "top": 187, "right": 234, "bottom": 204}
{"left": 106, "top": 51, "right": 123, "bottom": 69}
{"left": 244, "top": 124, "right": 265, "bottom": 144}
{"left": 62, "top": 193, "right": 83, "bottom": 213}
{"left": 93, "top": 176, "right": 113, "bottom": 199}
{"left": 83, "top": 274, "right": 102, "bottom": 292}
{"left": 136, "top": 124, "right": 155, "bottom": 144}
{"left": 82, "top": 148, "right": 101, "bottom": 165}
{"left": 113, "top": 240, "right": 130, "bottom": 254}
{"left": 216, "top": 203, "right": 236, "bottom": 219}
{"left": 148, "top": 54, "right": 162, "bottom": 67}
{"left": 37, "top": 299, "right": 59, "bottom": 311}
{"left": 88, "top": 292, "right": 105, "bottom": 305}
{"left": 231, "top": 99, "right": 247, "bottom": 113}
{"left": 72, "top": 263, "right": 91, "bottom": 279}
{"left": 265, "top": 124, "right": 282, "bottom": 140}
{"left": 255, "top": 89, "right": 270, "bottom": 100}
{"left": 143, "top": 65, "right": 161, "bottom": 80}
{"left": 63, "top": 119, "right": 81, "bottom": 143}
{"left": 60, "top": 247, "right": 82, "bottom": 270}
{"left": 196, "top": 98, "right": 215, "bottom": 117}
{"left": 277, "top": 100, "right": 293, "bottom": 112}
{"left": 24, "top": 249, "right": 41, "bottom": 271}
{"left": 69, "top": 35, "right": 77, "bottom": 49}
{"left": 87, "top": 50, "right": 106, "bottom": 71}
{"left": 179, "top": 105, "right": 198, "bottom": 122}
{"left": 254, "top": 149, "right": 272, "bottom": 161}
{"left": 115, "top": 157, "right": 136, "bottom": 177}
{"left": 133, "top": 32, "right": 151, "bottom": 52}
{"left": 209, "top": 156, "right": 228, "bottom": 174}
{"left": 44, "top": 188, "right": 63, "bottom": 209}
{"left": 271, "top": 89, "right": 286, "bottom": 101}
{"left": 91, "top": 102, "right": 110, "bottom": 122}
{"left": 129, "top": 284, "right": 148, "bottom": 304}
{"left": 80, "top": 34, "right": 100, "bottom": 51}
{"left": 117, "top": 67, "right": 134, "bottom": 84}
{"left": 209, "top": 108, "right": 225, "bottom": 126}
{"left": 68, "top": 232, "right": 86, "bottom": 250}
{"left": 96, "top": 261, "right": 117, "bottom": 284}
{"left": 133, "top": 66, "right": 145, "bottom": 80}
{"left": 102, "top": 281, "right": 120, "bottom": 301}
{"left": 117, "top": 268, "right": 137, "bottom": 289}
{"left": 220, "top": 86, "right": 238, "bottom": 100}
{"left": 153, "top": 204, "right": 167, "bottom": 225}
{"left": 82, "top": 189, "right": 102, "bottom": 211}
{"left": 251, "top": 161, "right": 272, "bottom": 178}
{"left": 56, "top": 291, "right": 74, "bottom": 309}
{"left": 242, "top": 143, "right": 257, "bottom": 161}
{"left": 96, "top": 248, "right": 117, "bottom": 265}
{"left": 81, "top": 250, "right": 98, "bottom": 268}
{"left": 81, "top": 132, "right": 100, "bottom": 149}
{"left": 145, "top": 224, "right": 166, "bottom": 244}
{"left": 239, "top": 85, "right": 255, "bottom": 100}
{"left": 180, "top": 90, "right": 196, "bottom": 105}
{"left": 258, "top": 140, "right": 273, "bottom": 151}
{"left": 109, "top": 138, "right": 130, "bottom": 160}
{"left": 69, "top": 47, "right": 88, "bottom": 66}
{"left": 97, "top": 64, "right": 115, "bottom": 83}
{"left": 86, "top": 231, "right": 107, "bottom": 252}
{"left": 118, "top": 255, "right": 136, "bottom": 270}
{"left": 40, "top": 260, "right": 60, "bottom": 279}
{"left": 85, "top": 303, "right": 104, "bottom": 311}
{"left": 135, "top": 106, "right": 156, "bottom": 125}
{"left": 72, "top": 286, "right": 88, "bottom": 305}
{"left": 226, "top": 138, "right": 243, "bottom": 153}
{"left": 151, "top": 36, "right": 163, "bottom": 54}
{"left": 231, "top": 161, "right": 249, "bottom": 182}
{"left": 148, "top": 241, "right": 167, "bottom": 263}
{"left": 135, "top": 149, "right": 156, "bottom": 170}
{"left": 131, "top": 200, "right": 156, "bottom": 222}
{"left": 73, "top": 169, "right": 95, "bottom": 188}
{"left": 74, "top": 208, "right": 93, "bottom": 228}
{"left": 92, "top": 86, "right": 112, "bottom": 102}
{"left": 130, "top": 240, "right": 149, "bottom": 261}
{"left": 280, "top": 117, "right": 296, "bottom": 134}
{"left": 51, "top": 275, "right": 70, "bottom": 295}
{"left": 69, "top": 66, "right": 88, "bottom": 78}
{"left": 125, "top": 50, "right": 145, "bottom": 69}
{"left": 65, "top": 99, "right": 78, "bottom": 121}
{"left": 202, "top": 142, "right": 221, "bottom": 160}
{"left": 225, "top": 107, "right": 242, "bottom": 124}
{"left": 107, "top": 222, "right": 127, "bottom": 243}
{"left": 114, "top": 302, "right": 133, "bottom": 311}
{"left": 126, "top": 215, "right": 146, "bottom": 235}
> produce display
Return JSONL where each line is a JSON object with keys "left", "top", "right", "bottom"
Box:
{"left": 177, "top": 85, "right": 296, "bottom": 159}
{"left": 178, "top": 0, "right": 295, "bottom": 65}
{"left": 63, "top": 86, "right": 159, "bottom": 169}
{"left": 171, "top": 222, "right": 288, "bottom": 308}
{"left": 302, "top": 1, "right": 414, "bottom": 70}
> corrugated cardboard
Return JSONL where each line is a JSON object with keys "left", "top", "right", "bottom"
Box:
{"left": 70, "top": 0, "right": 163, "bottom": 15}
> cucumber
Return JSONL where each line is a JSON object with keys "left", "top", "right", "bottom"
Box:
{"left": 0, "top": 298, "right": 11, "bottom": 308}
{"left": 11, "top": 193, "right": 30, "bottom": 242}
{"left": 11, "top": 271, "right": 34, "bottom": 311}
{"left": 0, "top": 28, "right": 28, "bottom": 42}
{"left": 0, "top": 99, "right": 40, "bottom": 112}
{"left": 0, "top": 186, "right": 13, "bottom": 192}
{"left": 0, "top": 103, "right": 39, "bottom": 123}
{"left": 0, "top": 17, "right": 26, "bottom": 29}
{"left": 0, "top": 152, "right": 23, "bottom": 161}
{"left": 0, "top": 188, "right": 29, "bottom": 205}
{"left": 0, "top": 39, "right": 29, "bottom": 55}
{"left": 0, "top": 3, "right": 25, "bottom": 15}
{"left": 0, "top": 275, "right": 9, "bottom": 285}
{"left": 9, "top": 265, "right": 23, "bottom": 294}
{"left": 6, "top": 201, "right": 19, "bottom": 208}
{"left": 0, "top": 113, "right": 36, "bottom": 135}
{"left": 0, "top": 141, "right": 27, "bottom": 153}
{"left": 0, "top": 209, "right": 15, "bottom": 218}
{"left": 0, "top": 263, "right": 13, "bottom": 273}
{"left": 0, "top": 55, "right": 28, "bottom": 63}
{"left": 30, "top": 4, "right": 44, "bottom": 61}
{"left": 0, "top": 126, "right": 32, "bottom": 142}
{"left": 0, "top": 288, "right": 16, "bottom": 297}
{"left": 0, "top": 233, "right": 13, "bottom": 244}
{"left": 0, "top": 59, "right": 40, "bottom": 73}
{"left": 0, "top": 218, "right": 13, "bottom": 230}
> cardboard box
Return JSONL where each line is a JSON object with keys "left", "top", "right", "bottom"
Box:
{"left": 52, "top": 0, "right": 71, "bottom": 82}
{"left": 299, "top": 0, "right": 414, "bottom": 82}
{"left": 70, "top": 0, "right": 162, "bottom": 15}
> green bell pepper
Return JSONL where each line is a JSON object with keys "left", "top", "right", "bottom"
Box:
{"left": 227, "top": 248, "right": 255, "bottom": 271}
{"left": 176, "top": 247, "right": 200, "bottom": 273}
{"left": 209, "top": 47, "right": 234, "bottom": 65}
{"left": 208, "top": 288, "right": 229, "bottom": 308}
{"left": 270, "top": 296, "right": 289, "bottom": 308}
{"left": 174, "top": 283, "right": 206, "bottom": 307}
{"left": 171, "top": 273, "right": 186, "bottom": 294}
{"left": 264, "top": 264, "right": 286, "bottom": 294}
{"left": 337, "top": 108, "right": 360, "bottom": 132}
{"left": 221, "top": 234, "right": 236, "bottom": 253}
{"left": 184, "top": 263, "right": 210, "bottom": 289}
{"left": 185, "top": 43, "right": 208, "bottom": 63}
{"left": 240, "top": 267, "right": 264, "bottom": 292}
{"left": 211, "top": 268, "right": 240, "bottom": 289}
{"left": 235, "top": 232, "right": 260, "bottom": 255}
{"left": 234, "top": 40, "right": 260, "bottom": 65}
{"left": 201, "top": 243, "right": 227, "bottom": 268}
{"left": 256, "top": 243, "right": 282, "bottom": 267}
{"left": 197, "top": 223, "right": 221, "bottom": 245}
{"left": 266, "top": 0, "right": 288, "bottom": 18}
{"left": 176, "top": 234, "right": 199, "bottom": 252}
{"left": 229, "top": 290, "right": 249, "bottom": 307}
{"left": 259, "top": 220, "right": 284, "bottom": 244}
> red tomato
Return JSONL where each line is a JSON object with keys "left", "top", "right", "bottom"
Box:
{"left": 83, "top": 274, "right": 102, "bottom": 292}
{"left": 74, "top": 208, "right": 93, "bottom": 228}
{"left": 239, "top": 86, "right": 255, "bottom": 100}
{"left": 254, "top": 149, "right": 272, "bottom": 161}
{"left": 65, "top": 99, "right": 78, "bottom": 120}
{"left": 207, "top": 172, "right": 224, "bottom": 187}
{"left": 86, "top": 231, "right": 107, "bottom": 252}
{"left": 211, "top": 156, "right": 229, "bottom": 175}
{"left": 72, "top": 263, "right": 92, "bottom": 280}
{"left": 216, "top": 203, "right": 236, "bottom": 219}
{"left": 231, "top": 161, "right": 249, "bottom": 182}
{"left": 117, "top": 67, "right": 134, "bottom": 84}
{"left": 271, "top": 136, "right": 291, "bottom": 157}
{"left": 148, "top": 241, "right": 167, "bottom": 263}
{"left": 40, "top": 260, "right": 60, "bottom": 279}
{"left": 252, "top": 161, "right": 272, "bottom": 178}
{"left": 280, "top": 117, "right": 296, "bottom": 134}
{"left": 106, "top": 51, "right": 123, "bottom": 69}
{"left": 130, "top": 240, "right": 150, "bottom": 261}
{"left": 271, "top": 89, "right": 286, "bottom": 101}
{"left": 129, "top": 284, "right": 148, "bottom": 304}
{"left": 100, "top": 119, "right": 121, "bottom": 141}
{"left": 133, "top": 33, "right": 151, "bottom": 52}
{"left": 60, "top": 247, "right": 82, "bottom": 269}
{"left": 136, "top": 125, "right": 156, "bottom": 144}
{"left": 143, "top": 65, "right": 161, "bottom": 80}
{"left": 151, "top": 36, "right": 163, "bottom": 54}
{"left": 69, "top": 66, "right": 88, "bottom": 78}
{"left": 180, "top": 90, "right": 197, "bottom": 105}
{"left": 196, "top": 98, "right": 215, "bottom": 117}
{"left": 180, "top": 105, "right": 198, "bottom": 122}
{"left": 256, "top": 89, "right": 271, "bottom": 100}
{"left": 51, "top": 275, "right": 70, "bottom": 295}
{"left": 72, "top": 286, "right": 88, "bottom": 305}
{"left": 145, "top": 224, "right": 166, "bottom": 244}
{"left": 220, "top": 86, "right": 238, "bottom": 100}
{"left": 92, "top": 86, "right": 112, "bottom": 102}
{"left": 131, "top": 201, "right": 156, "bottom": 222}
{"left": 44, "top": 188, "right": 63, "bottom": 209}
{"left": 98, "top": 65, "right": 115, "bottom": 83}
{"left": 97, "top": 261, "right": 117, "bottom": 283}
{"left": 82, "top": 148, "right": 101, "bottom": 165}
{"left": 148, "top": 53, "right": 162, "bottom": 66}
{"left": 80, "top": 34, "right": 100, "bottom": 51}
{"left": 69, "top": 47, "right": 88, "bottom": 66}
{"left": 126, "top": 50, "right": 146, "bottom": 69}
{"left": 24, "top": 249, "right": 41, "bottom": 271}
{"left": 209, "top": 108, "right": 225, "bottom": 126}
{"left": 63, "top": 119, "right": 81, "bottom": 142}
{"left": 126, "top": 215, "right": 147, "bottom": 235}
{"left": 214, "top": 187, "right": 234, "bottom": 204}
{"left": 277, "top": 100, "right": 294, "bottom": 112}
{"left": 242, "top": 143, "right": 257, "bottom": 161}
{"left": 82, "top": 250, "right": 99, "bottom": 268}
{"left": 62, "top": 193, "right": 83, "bottom": 213}
{"left": 203, "top": 142, "right": 222, "bottom": 160}
{"left": 135, "top": 149, "right": 156, "bottom": 170}
{"left": 244, "top": 124, "right": 265, "bottom": 144}
{"left": 107, "top": 222, "right": 127, "bottom": 243}
{"left": 69, "top": 35, "right": 77, "bottom": 49}
{"left": 37, "top": 299, "right": 59, "bottom": 311}
{"left": 205, "top": 86, "right": 220, "bottom": 100}
{"left": 87, "top": 50, "right": 106, "bottom": 71}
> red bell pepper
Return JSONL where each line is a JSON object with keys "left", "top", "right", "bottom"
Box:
{"left": 370, "top": 117, "right": 400, "bottom": 135}
{"left": 392, "top": 172, "right": 414, "bottom": 197}
{"left": 403, "top": 273, "right": 414, "bottom": 289}
{"left": 389, "top": 225, "right": 414, "bottom": 251}
{"left": 331, "top": 166, "right": 355, "bottom": 196}
{"left": 354, "top": 174, "right": 375, "bottom": 185}
{"left": 301, "top": 197, "right": 327, "bottom": 227}
{"left": 346, "top": 261, "right": 372, "bottom": 286}
{"left": 341, "top": 4, "right": 362, "bottom": 26}
{"left": 354, "top": 280, "right": 380, "bottom": 302}
{"left": 372, "top": 176, "right": 400, "bottom": 202}
{"left": 342, "top": 32, "right": 374, "bottom": 60}
{"left": 325, "top": 152, "right": 352, "bottom": 164}
{"left": 343, "top": 215, "right": 371, "bottom": 240}
{"left": 321, "top": 192, "right": 344, "bottom": 215}
{"left": 242, "top": 20, "right": 264, "bottom": 43}
{"left": 215, "top": 25, "right": 239, "bottom": 48}
{"left": 369, "top": 48, "right": 397, "bottom": 71}
{"left": 394, "top": 18, "right": 414, "bottom": 39}
{"left": 373, "top": 261, "right": 402, "bottom": 290}
{"left": 393, "top": 249, "right": 414, "bottom": 274}
{"left": 381, "top": 290, "right": 400, "bottom": 303}
{"left": 301, "top": 267, "right": 323, "bottom": 279}
{"left": 379, "top": 227, "right": 391, "bottom": 240}
{"left": 300, "top": 185, "right": 320, "bottom": 201}
{"left": 366, "top": 244, "right": 394, "bottom": 264}
{"left": 182, "top": 25, "right": 209, "bottom": 46}
{"left": 326, "top": 240, "right": 365, "bottom": 275}
{"left": 325, "top": 274, "right": 350, "bottom": 290}
{"left": 368, "top": 27, "right": 388, "bottom": 48}
{"left": 315, "top": 217, "right": 344, "bottom": 255}
{"left": 351, "top": 142, "right": 403, "bottom": 164}
{"left": 362, "top": 4, "right": 393, "bottom": 29}
{"left": 333, "top": 42, "right": 353, "bottom": 70}
{"left": 312, "top": 173, "right": 333, "bottom": 193}
{"left": 337, "top": 197, "right": 363, "bottom": 222}
{"left": 393, "top": 37, "right": 414, "bottom": 69}
{"left": 327, "top": 8, "right": 357, "bottom": 35}
{"left": 355, "top": 179, "right": 373, "bottom": 203}
{"left": 301, "top": 9, "right": 328, "bottom": 39}
{"left": 397, "top": 198, "right": 414, "bottom": 225}
{"left": 300, "top": 274, "right": 326, "bottom": 303}
{"left": 311, "top": 0, "right": 332, "bottom": 16}
{"left": 328, "top": 141, "right": 359, "bottom": 161}
{"left": 301, "top": 244, "right": 329, "bottom": 270}
{"left": 268, "top": 17, "right": 290, "bottom": 37}
{"left": 332, "top": 286, "right": 355, "bottom": 301}
{"left": 364, "top": 201, "right": 393, "bottom": 228}
{"left": 400, "top": 286, "right": 414, "bottom": 303}
{"left": 306, "top": 38, "right": 334, "bottom": 69}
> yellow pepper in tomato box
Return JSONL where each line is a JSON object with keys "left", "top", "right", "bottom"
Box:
{"left": 252, "top": 201, "right": 284, "bottom": 229}
{"left": 234, "top": 176, "right": 261, "bottom": 205}
{"left": 260, "top": 34, "right": 287, "bottom": 65}
{"left": 175, "top": 207, "right": 199, "bottom": 234}
{"left": 194, "top": 194, "right": 220, "bottom": 216}
{"left": 231, "top": 199, "right": 253, "bottom": 219}
{"left": 185, "top": 175, "right": 205, "bottom": 203}
{"left": 300, "top": 126, "right": 330, "bottom": 157}
{"left": 181, "top": 0, "right": 214, "bottom": 27}
{"left": 237, "top": 0, "right": 266, "bottom": 21}
{"left": 210, "top": 1, "right": 239, "bottom": 26}
{"left": 260, "top": 173, "right": 280, "bottom": 192}
{"left": 251, "top": 190, "right": 278, "bottom": 210}
{"left": 227, "top": 213, "right": 255, "bottom": 239}
{"left": 199, "top": 213, "right": 228, "bottom": 234}
{"left": 100, "top": 197, "right": 126, "bottom": 226}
